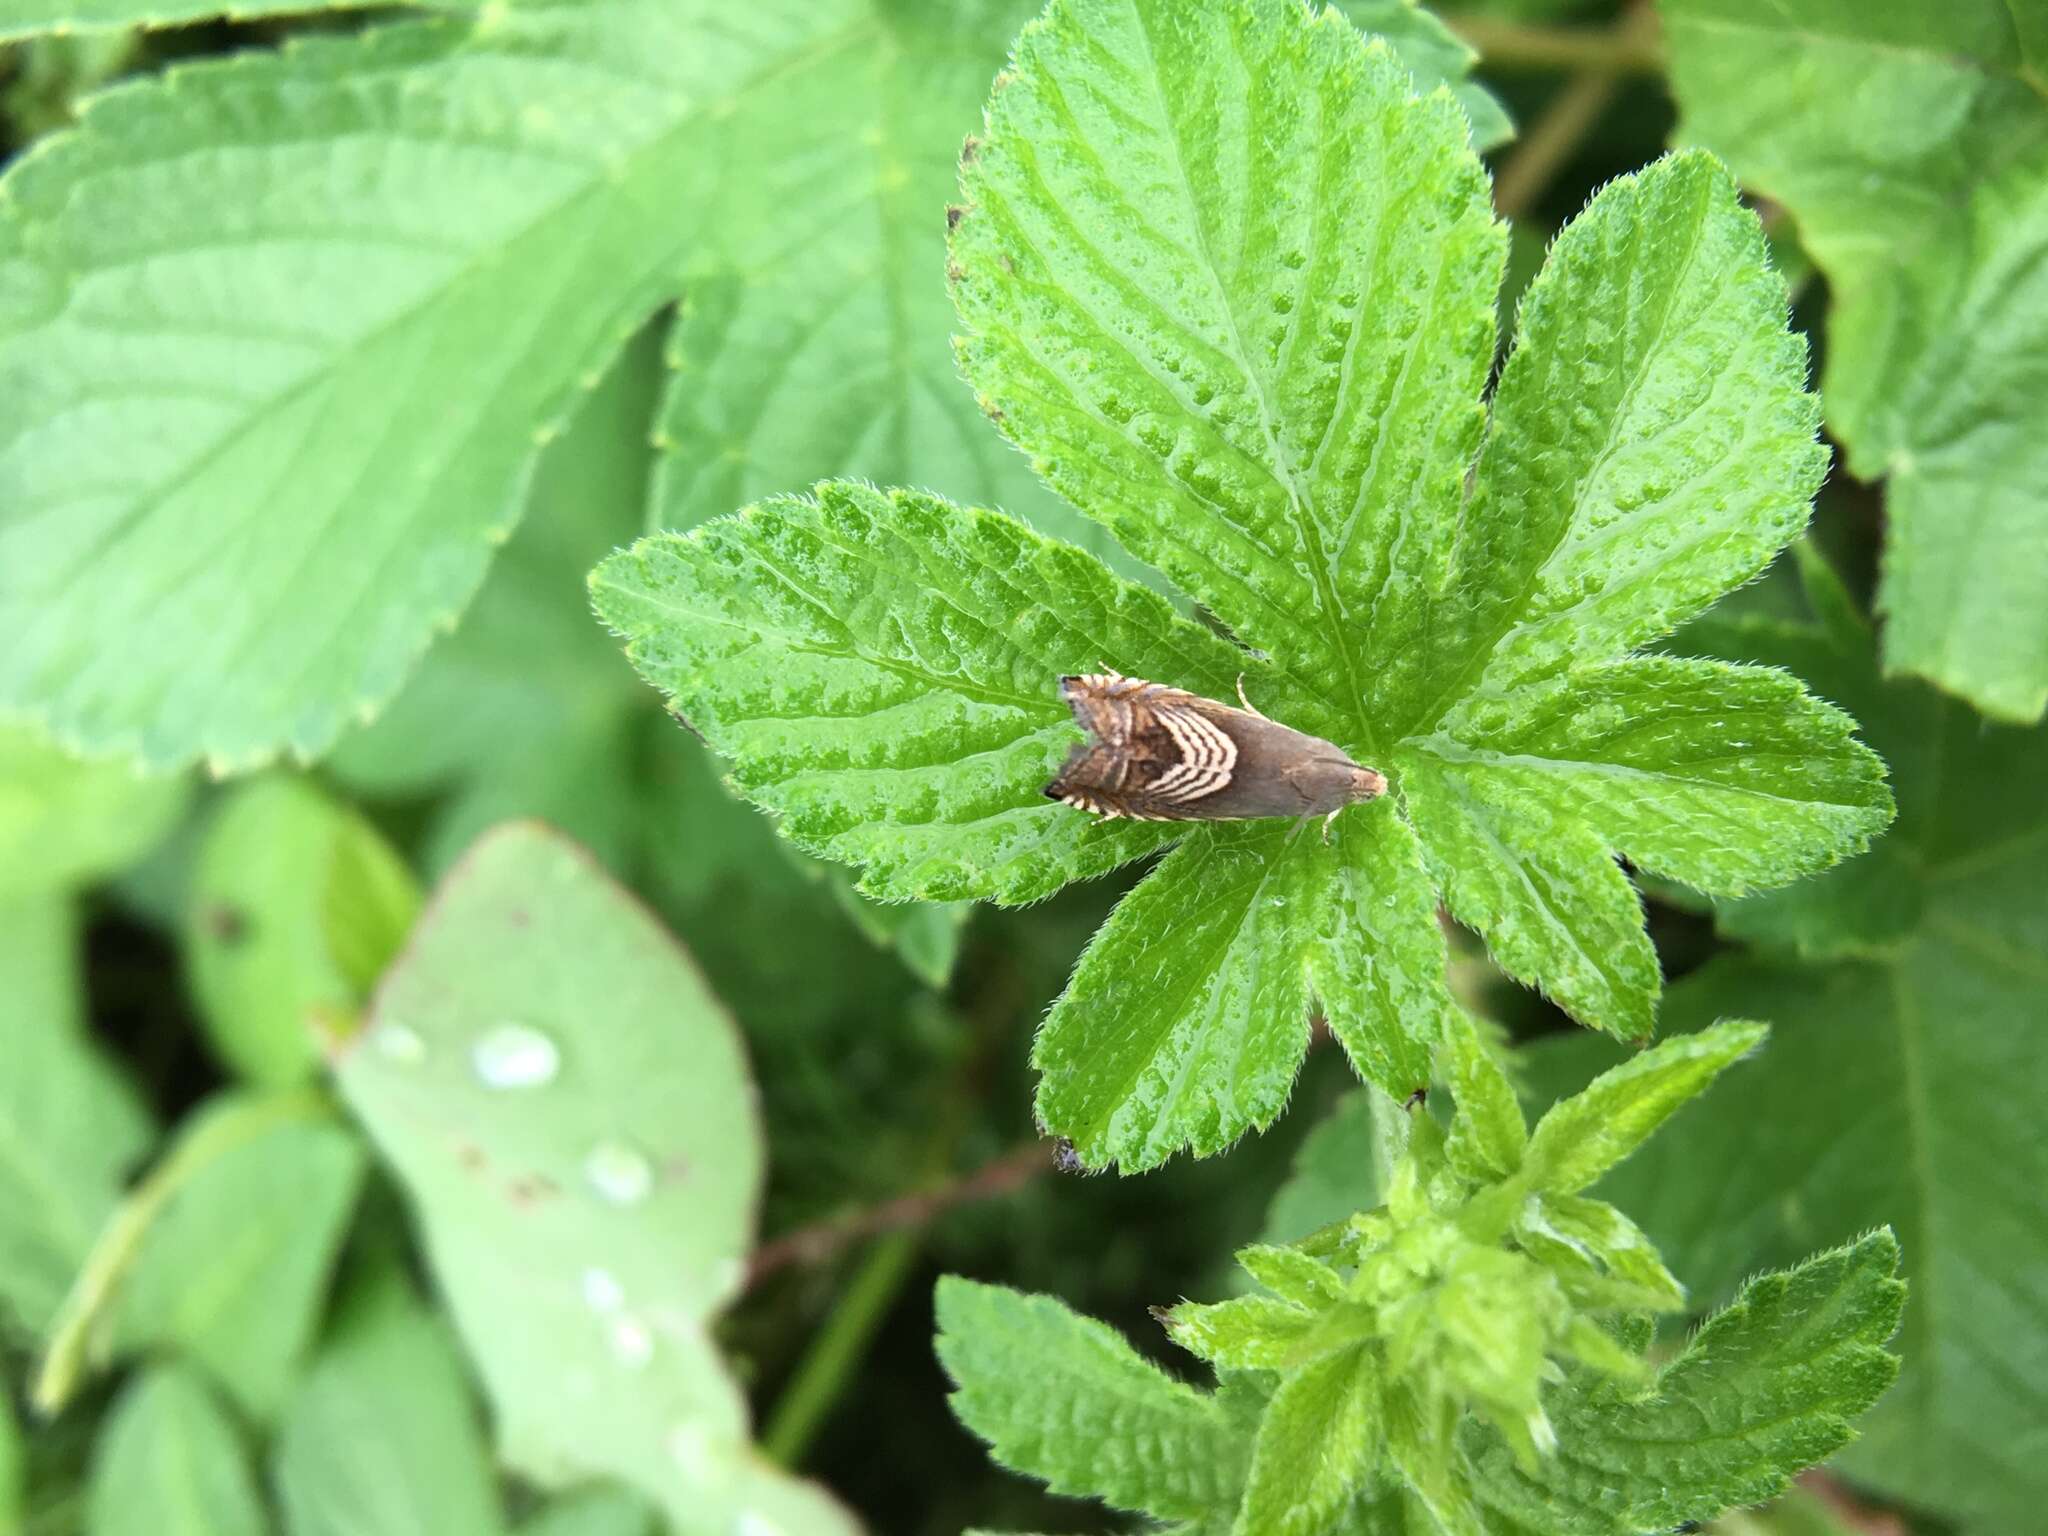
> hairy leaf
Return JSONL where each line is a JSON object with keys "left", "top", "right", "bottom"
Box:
{"left": 0, "top": 894, "right": 152, "bottom": 1333}
{"left": 335, "top": 822, "right": 855, "bottom": 1535}
{"left": 1239, "top": 1344, "right": 1378, "bottom": 1536}
{"left": 935, "top": 1276, "right": 1250, "bottom": 1521}
{"left": 1518, "top": 1018, "right": 1765, "bottom": 1195}
{"left": 86, "top": 1367, "right": 266, "bottom": 1536}
{"left": 1468, "top": 1232, "right": 1905, "bottom": 1534}
{"left": 273, "top": 1265, "right": 504, "bottom": 1536}
{"left": 1665, "top": 0, "right": 2048, "bottom": 721}
{"left": 608, "top": 0, "right": 1887, "bottom": 1168}
{"left": 1525, "top": 551, "right": 2048, "bottom": 1529}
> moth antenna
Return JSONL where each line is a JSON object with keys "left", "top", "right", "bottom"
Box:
{"left": 1235, "top": 673, "right": 1270, "bottom": 719}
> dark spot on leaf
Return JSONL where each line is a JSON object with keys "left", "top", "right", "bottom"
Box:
{"left": 456, "top": 1142, "right": 486, "bottom": 1172}
{"left": 1404, "top": 1086, "right": 1428, "bottom": 1110}
{"left": 204, "top": 904, "right": 247, "bottom": 944}
{"left": 945, "top": 204, "right": 964, "bottom": 230}
{"left": 960, "top": 134, "right": 981, "bottom": 163}
{"left": 1051, "top": 1137, "right": 1084, "bottom": 1173}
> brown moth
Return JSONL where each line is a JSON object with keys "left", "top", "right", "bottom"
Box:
{"left": 1045, "top": 670, "right": 1387, "bottom": 828}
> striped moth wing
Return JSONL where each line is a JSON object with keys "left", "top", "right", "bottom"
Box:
{"left": 1045, "top": 671, "right": 1387, "bottom": 822}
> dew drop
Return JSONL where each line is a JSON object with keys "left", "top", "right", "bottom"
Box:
{"left": 373, "top": 1022, "right": 426, "bottom": 1065}
{"left": 584, "top": 1139, "right": 654, "bottom": 1206}
{"left": 471, "top": 1022, "right": 559, "bottom": 1089}
{"left": 582, "top": 1267, "right": 623, "bottom": 1313}
{"left": 611, "top": 1314, "right": 654, "bottom": 1369}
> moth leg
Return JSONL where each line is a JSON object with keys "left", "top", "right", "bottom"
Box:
{"left": 1321, "top": 807, "right": 1343, "bottom": 845}
{"left": 1235, "top": 673, "right": 1271, "bottom": 719}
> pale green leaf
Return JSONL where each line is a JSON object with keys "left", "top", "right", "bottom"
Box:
{"left": 273, "top": 1266, "right": 505, "bottom": 1536}
{"left": 111, "top": 1113, "right": 364, "bottom": 1420}
{"left": 327, "top": 324, "right": 665, "bottom": 878}
{"left": 0, "top": 723, "right": 187, "bottom": 901}
{"left": 594, "top": 481, "right": 1247, "bottom": 906}
{"left": 334, "top": 821, "right": 854, "bottom": 1535}
{"left": 1665, "top": 0, "right": 2048, "bottom": 722}
{"left": 1519, "top": 1019, "right": 1765, "bottom": 1195}
{"left": 514, "top": 1488, "right": 658, "bottom": 1536}
{"left": 1442, "top": 1012, "right": 1523, "bottom": 1183}
{"left": 1165, "top": 1294, "right": 1320, "bottom": 1373}
{"left": 1260, "top": 1090, "right": 1381, "bottom": 1246}
{"left": 182, "top": 776, "right": 413, "bottom": 1085}
{"left": 1467, "top": 1232, "right": 1905, "bottom": 1534}
{"left": 1512, "top": 1193, "right": 1684, "bottom": 1314}
{"left": 1238, "top": 1344, "right": 1378, "bottom": 1536}
{"left": 0, "top": 1, "right": 856, "bottom": 769}
{"left": 0, "top": 893, "right": 152, "bottom": 1333}
{"left": 934, "top": 1275, "right": 1249, "bottom": 1521}
{"left": 86, "top": 1367, "right": 266, "bottom": 1536}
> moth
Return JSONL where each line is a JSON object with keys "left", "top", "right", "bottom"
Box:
{"left": 1045, "top": 670, "right": 1387, "bottom": 829}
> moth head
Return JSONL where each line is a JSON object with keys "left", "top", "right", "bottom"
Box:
{"left": 1290, "top": 755, "right": 1388, "bottom": 810}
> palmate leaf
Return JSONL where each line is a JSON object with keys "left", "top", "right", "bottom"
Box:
{"left": 0, "top": 0, "right": 1505, "bottom": 772}
{"left": 598, "top": 0, "right": 1890, "bottom": 1170}
{"left": 1526, "top": 556, "right": 2048, "bottom": 1532}
{"left": 1664, "top": 0, "right": 2048, "bottom": 722}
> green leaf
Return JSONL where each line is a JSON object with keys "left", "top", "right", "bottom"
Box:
{"left": 334, "top": 821, "right": 854, "bottom": 1535}
{"left": 0, "top": 0, "right": 423, "bottom": 42}
{"left": 1467, "top": 1232, "right": 1905, "bottom": 1534}
{"left": 934, "top": 1275, "right": 1250, "bottom": 1522}
{"left": 0, "top": 893, "right": 152, "bottom": 1333}
{"left": 111, "top": 1111, "right": 364, "bottom": 1420}
{"left": 1664, "top": 0, "right": 2048, "bottom": 722}
{"left": 273, "top": 1265, "right": 505, "bottom": 1536}
{"left": 1519, "top": 1018, "right": 1765, "bottom": 1195}
{"left": 0, "top": 724, "right": 187, "bottom": 901}
{"left": 86, "top": 1367, "right": 267, "bottom": 1536}
{"left": 612, "top": 1, "right": 1888, "bottom": 1168}
{"left": 0, "top": 3, "right": 841, "bottom": 768}
{"left": 1511, "top": 1194, "right": 1684, "bottom": 1314}
{"left": 1535, "top": 551, "right": 2048, "bottom": 1529}
{"left": 1260, "top": 1090, "right": 1381, "bottom": 1247}
{"left": 1442, "top": 1013, "right": 1524, "bottom": 1184}
{"left": 595, "top": 481, "right": 1248, "bottom": 906}
{"left": 1238, "top": 1345, "right": 1378, "bottom": 1536}
{"left": 1334, "top": 0, "right": 1512, "bottom": 151}
{"left": 513, "top": 1488, "right": 658, "bottom": 1536}
{"left": 0, "top": 1386, "right": 22, "bottom": 1536}
{"left": 182, "top": 776, "right": 416, "bottom": 1085}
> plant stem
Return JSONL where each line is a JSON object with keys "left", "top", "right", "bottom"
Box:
{"left": 1490, "top": 4, "right": 1661, "bottom": 222}
{"left": 746, "top": 1140, "right": 1052, "bottom": 1286}
{"left": 760, "top": 1230, "right": 921, "bottom": 1468}
{"left": 1445, "top": 13, "right": 1663, "bottom": 76}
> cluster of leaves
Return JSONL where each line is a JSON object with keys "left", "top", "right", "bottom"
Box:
{"left": 7, "top": 0, "right": 2046, "bottom": 1532}
{"left": 939, "top": 1014, "right": 1904, "bottom": 1535}
{"left": 597, "top": 0, "right": 1889, "bottom": 1176}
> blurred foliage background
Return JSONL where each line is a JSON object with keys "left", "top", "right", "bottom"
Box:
{"left": 1, "top": 1, "right": 2042, "bottom": 1533}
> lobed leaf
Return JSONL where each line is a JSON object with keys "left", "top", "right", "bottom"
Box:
{"left": 1665, "top": 0, "right": 2048, "bottom": 722}
{"left": 86, "top": 1367, "right": 266, "bottom": 1536}
{"left": 935, "top": 1276, "right": 1250, "bottom": 1522}
{"left": 335, "top": 821, "right": 854, "bottom": 1534}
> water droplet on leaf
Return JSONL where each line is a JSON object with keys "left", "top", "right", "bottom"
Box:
{"left": 611, "top": 1314, "right": 654, "bottom": 1368}
{"left": 373, "top": 1023, "right": 426, "bottom": 1065}
{"left": 584, "top": 1139, "right": 654, "bottom": 1205}
{"left": 582, "top": 1267, "right": 623, "bottom": 1312}
{"left": 471, "top": 1022, "right": 559, "bottom": 1089}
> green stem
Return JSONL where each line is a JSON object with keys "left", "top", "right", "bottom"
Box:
{"left": 31, "top": 1087, "right": 330, "bottom": 1416}
{"left": 760, "top": 1230, "right": 921, "bottom": 1467}
{"left": 1445, "top": 13, "right": 1663, "bottom": 76}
